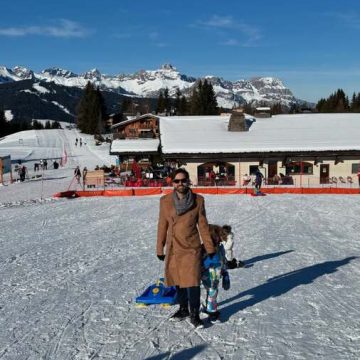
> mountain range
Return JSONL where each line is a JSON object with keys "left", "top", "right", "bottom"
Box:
{"left": 0, "top": 64, "right": 310, "bottom": 123}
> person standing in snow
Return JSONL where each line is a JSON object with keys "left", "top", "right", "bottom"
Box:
{"left": 157, "top": 168, "right": 216, "bottom": 328}
{"left": 254, "top": 168, "right": 264, "bottom": 194}
{"left": 74, "top": 166, "right": 81, "bottom": 184}
{"left": 82, "top": 167, "right": 88, "bottom": 189}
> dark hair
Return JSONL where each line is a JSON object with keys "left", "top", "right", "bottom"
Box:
{"left": 171, "top": 168, "right": 190, "bottom": 181}
{"left": 222, "top": 225, "right": 232, "bottom": 233}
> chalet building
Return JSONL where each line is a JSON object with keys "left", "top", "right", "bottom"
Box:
{"left": 110, "top": 111, "right": 360, "bottom": 186}
{"left": 110, "top": 113, "right": 161, "bottom": 168}
{"left": 254, "top": 106, "right": 272, "bottom": 118}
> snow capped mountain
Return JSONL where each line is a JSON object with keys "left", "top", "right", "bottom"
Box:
{"left": 0, "top": 66, "right": 22, "bottom": 83}
{"left": 0, "top": 63, "right": 300, "bottom": 108}
{"left": 12, "top": 66, "right": 34, "bottom": 80}
{"left": 41, "top": 67, "right": 77, "bottom": 78}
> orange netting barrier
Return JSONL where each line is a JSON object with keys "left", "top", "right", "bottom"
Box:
{"left": 53, "top": 187, "right": 360, "bottom": 198}
{"left": 133, "top": 187, "right": 162, "bottom": 196}
{"left": 104, "top": 189, "right": 134, "bottom": 196}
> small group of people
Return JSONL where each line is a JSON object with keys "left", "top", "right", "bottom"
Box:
{"left": 157, "top": 168, "right": 244, "bottom": 328}
{"left": 34, "top": 159, "right": 48, "bottom": 172}
{"left": 75, "top": 138, "right": 83, "bottom": 147}
{"left": 74, "top": 166, "right": 87, "bottom": 185}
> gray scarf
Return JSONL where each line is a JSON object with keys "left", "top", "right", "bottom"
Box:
{"left": 172, "top": 190, "right": 195, "bottom": 215}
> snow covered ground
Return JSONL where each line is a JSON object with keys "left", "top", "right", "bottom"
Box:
{"left": 0, "top": 128, "right": 359, "bottom": 359}
{"left": 0, "top": 196, "right": 359, "bottom": 359}
{"left": 0, "top": 125, "right": 117, "bottom": 204}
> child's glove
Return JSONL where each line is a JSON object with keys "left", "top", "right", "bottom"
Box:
{"left": 222, "top": 270, "right": 230, "bottom": 290}
{"left": 203, "top": 253, "right": 221, "bottom": 269}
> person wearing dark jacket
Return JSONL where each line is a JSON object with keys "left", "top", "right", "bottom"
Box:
{"left": 157, "top": 168, "right": 215, "bottom": 328}
{"left": 254, "top": 168, "right": 264, "bottom": 194}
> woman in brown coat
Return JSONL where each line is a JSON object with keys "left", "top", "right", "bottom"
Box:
{"left": 157, "top": 168, "right": 215, "bottom": 328}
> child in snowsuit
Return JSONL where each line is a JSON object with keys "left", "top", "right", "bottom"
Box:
{"left": 222, "top": 225, "right": 245, "bottom": 269}
{"left": 201, "top": 225, "right": 230, "bottom": 322}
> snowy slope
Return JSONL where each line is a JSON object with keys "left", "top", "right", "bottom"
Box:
{"left": 0, "top": 127, "right": 117, "bottom": 203}
{"left": 0, "top": 195, "right": 359, "bottom": 359}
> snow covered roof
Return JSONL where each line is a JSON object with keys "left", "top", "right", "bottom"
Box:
{"left": 159, "top": 113, "right": 360, "bottom": 154}
{"left": 110, "top": 139, "right": 160, "bottom": 154}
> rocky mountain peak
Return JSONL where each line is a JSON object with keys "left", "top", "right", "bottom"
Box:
{"left": 12, "top": 66, "right": 34, "bottom": 79}
{"left": 82, "top": 68, "right": 102, "bottom": 80}
{"left": 41, "top": 67, "right": 77, "bottom": 78}
{"left": 161, "top": 63, "right": 176, "bottom": 71}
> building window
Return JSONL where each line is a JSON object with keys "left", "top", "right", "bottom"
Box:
{"left": 351, "top": 163, "right": 360, "bottom": 174}
{"left": 286, "top": 161, "right": 313, "bottom": 175}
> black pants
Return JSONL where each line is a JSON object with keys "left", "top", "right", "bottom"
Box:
{"left": 176, "top": 286, "right": 200, "bottom": 313}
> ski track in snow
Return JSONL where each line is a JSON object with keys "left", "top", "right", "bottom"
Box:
{"left": 0, "top": 195, "right": 359, "bottom": 359}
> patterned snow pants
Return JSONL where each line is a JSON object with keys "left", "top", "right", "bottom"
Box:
{"left": 201, "top": 267, "right": 222, "bottom": 313}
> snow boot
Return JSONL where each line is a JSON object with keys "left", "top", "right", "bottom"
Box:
{"left": 170, "top": 305, "right": 189, "bottom": 322}
{"left": 190, "top": 311, "right": 204, "bottom": 329}
{"left": 208, "top": 311, "right": 220, "bottom": 323}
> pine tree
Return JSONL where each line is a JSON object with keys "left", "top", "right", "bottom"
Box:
{"left": 189, "top": 80, "right": 218, "bottom": 115}
{"left": 52, "top": 121, "right": 61, "bottom": 129}
{"left": 316, "top": 88, "right": 350, "bottom": 113}
{"left": 0, "top": 109, "right": 10, "bottom": 137}
{"left": 190, "top": 85, "right": 200, "bottom": 115}
{"left": 163, "top": 88, "right": 170, "bottom": 115}
{"left": 45, "top": 120, "right": 51, "bottom": 129}
{"left": 174, "top": 88, "right": 181, "bottom": 114}
{"left": 156, "top": 90, "right": 165, "bottom": 114}
{"left": 32, "top": 120, "right": 44, "bottom": 130}
{"left": 179, "top": 95, "right": 188, "bottom": 115}
{"left": 120, "top": 97, "right": 133, "bottom": 114}
{"left": 203, "top": 79, "right": 218, "bottom": 115}
{"left": 76, "top": 82, "right": 106, "bottom": 134}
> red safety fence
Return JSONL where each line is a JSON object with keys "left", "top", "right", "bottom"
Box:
{"left": 54, "top": 186, "right": 360, "bottom": 198}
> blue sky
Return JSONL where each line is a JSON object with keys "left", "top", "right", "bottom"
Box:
{"left": 1, "top": 0, "right": 360, "bottom": 102}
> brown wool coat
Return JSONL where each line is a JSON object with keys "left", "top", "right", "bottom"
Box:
{"left": 157, "top": 192, "right": 215, "bottom": 288}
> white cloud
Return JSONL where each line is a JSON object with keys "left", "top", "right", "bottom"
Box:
{"left": 148, "top": 31, "right": 160, "bottom": 40}
{"left": 194, "top": 15, "right": 262, "bottom": 46}
{"left": 221, "top": 39, "right": 240, "bottom": 46}
{"left": 0, "top": 19, "right": 90, "bottom": 38}
{"left": 330, "top": 12, "right": 360, "bottom": 29}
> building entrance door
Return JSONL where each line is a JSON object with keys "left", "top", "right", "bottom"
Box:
{"left": 320, "top": 164, "right": 329, "bottom": 184}
{"left": 268, "top": 161, "right": 278, "bottom": 184}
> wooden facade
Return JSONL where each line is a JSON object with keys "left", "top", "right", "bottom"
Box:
{"left": 112, "top": 114, "right": 159, "bottom": 140}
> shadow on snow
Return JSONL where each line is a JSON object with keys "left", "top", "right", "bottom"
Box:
{"left": 242, "top": 250, "right": 294, "bottom": 268}
{"left": 145, "top": 344, "right": 207, "bottom": 360}
{"left": 220, "top": 256, "right": 358, "bottom": 322}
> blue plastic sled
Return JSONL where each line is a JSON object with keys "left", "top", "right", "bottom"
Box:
{"left": 135, "top": 278, "right": 177, "bottom": 305}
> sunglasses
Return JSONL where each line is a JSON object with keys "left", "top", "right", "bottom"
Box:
{"left": 173, "top": 178, "right": 188, "bottom": 184}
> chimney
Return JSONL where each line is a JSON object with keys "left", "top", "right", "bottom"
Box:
{"left": 228, "top": 108, "right": 247, "bottom": 132}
